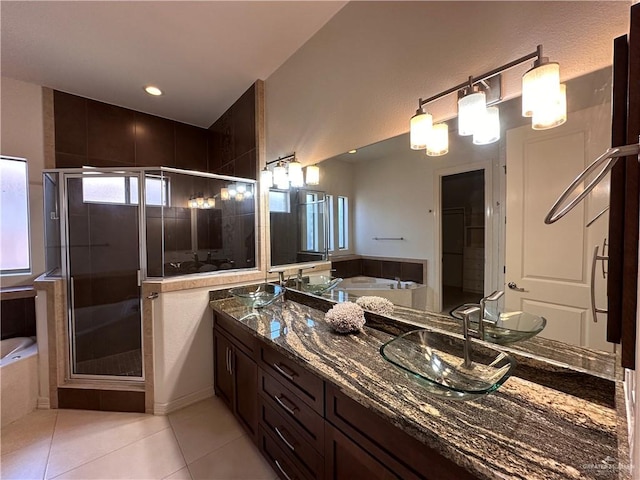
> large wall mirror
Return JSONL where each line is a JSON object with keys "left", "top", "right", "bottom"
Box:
{"left": 309, "top": 67, "right": 613, "bottom": 361}
{"left": 269, "top": 188, "right": 329, "bottom": 266}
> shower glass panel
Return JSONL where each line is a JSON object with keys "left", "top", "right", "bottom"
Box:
{"left": 66, "top": 173, "right": 142, "bottom": 377}
{"left": 45, "top": 167, "right": 257, "bottom": 380}
{"left": 146, "top": 170, "right": 257, "bottom": 277}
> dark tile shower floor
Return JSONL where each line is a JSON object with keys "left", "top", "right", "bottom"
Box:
{"left": 75, "top": 349, "right": 142, "bottom": 377}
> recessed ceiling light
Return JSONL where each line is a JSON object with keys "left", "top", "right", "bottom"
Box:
{"left": 144, "top": 85, "right": 163, "bottom": 96}
{"left": 348, "top": 149, "right": 357, "bottom": 154}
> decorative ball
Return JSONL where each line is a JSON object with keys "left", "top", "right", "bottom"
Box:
{"left": 325, "top": 302, "right": 366, "bottom": 333}
{"left": 355, "top": 296, "right": 394, "bottom": 315}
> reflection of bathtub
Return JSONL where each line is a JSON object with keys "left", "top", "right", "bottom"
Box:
{"left": 331, "top": 276, "right": 427, "bottom": 310}
{"left": 1, "top": 337, "right": 38, "bottom": 427}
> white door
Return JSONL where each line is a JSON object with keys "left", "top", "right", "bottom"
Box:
{"left": 505, "top": 104, "right": 612, "bottom": 352}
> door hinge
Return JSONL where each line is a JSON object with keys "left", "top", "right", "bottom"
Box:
{"left": 503, "top": 165, "right": 507, "bottom": 174}
{"left": 503, "top": 266, "right": 506, "bottom": 274}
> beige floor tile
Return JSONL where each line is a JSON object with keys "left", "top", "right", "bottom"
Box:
{"left": 168, "top": 397, "right": 225, "bottom": 425}
{"left": 0, "top": 439, "right": 50, "bottom": 480}
{"left": 46, "top": 409, "right": 170, "bottom": 478}
{"left": 188, "top": 435, "right": 275, "bottom": 480}
{"left": 51, "top": 428, "right": 185, "bottom": 480}
{"left": 162, "top": 466, "right": 193, "bottom": 480}
{"left": 169, "top": 398, "right": 244, "bottom": 464}
{"left": 0, "top": 409, "right": 57, "bottom": 456}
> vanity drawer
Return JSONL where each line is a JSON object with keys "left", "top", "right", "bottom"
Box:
{"left": 259, "top": 343, "right": 324, "bottom": 413}
{"left": 259, "top": 397, "right": 324, "bottom": 479}
{"left": 259, "top": 426, "right": 314, "bottom": 480}
{"left": 259, "top": 368, "right": 324, "bottom": 451}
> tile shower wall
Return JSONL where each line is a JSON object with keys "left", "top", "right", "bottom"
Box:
{"left": 208, "top": 84, "right": 257, "bottom": 180}
{"left": 0, "top": 291, "right": 36, "bottom": 340}
{"left": 53, "top": 91, "right": 209, "bottom": 171}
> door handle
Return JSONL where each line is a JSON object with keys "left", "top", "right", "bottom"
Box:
{"left": 507, "top": 282, "right": 526, "bottom": 292}
{"left": 590, "top": 245, "right": 608, "bottom": 322}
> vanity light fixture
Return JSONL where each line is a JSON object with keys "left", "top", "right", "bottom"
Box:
{"left": 144, "top": 85, "right": 163, "bottom": 96}
{"left": 305, "top": 165, "right": 320, "bottom": 185}
{"left": 220, "top": 187, "right": 230, "bottom": 201}
{"left": 427, "top": 123, "right": 449, "bottom": 156}
{"left": 288, "top": 159, "right": 304, "bottom": 188}
{"left": 409, "top": 44, "right": 565, "bottom": 155}
{"left": 264, "top": 153, "right": 320, "bottom": 191}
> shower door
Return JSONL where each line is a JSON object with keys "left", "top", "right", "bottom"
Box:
{"left": 65, "top": 173, "right": 143, "bottom": 378}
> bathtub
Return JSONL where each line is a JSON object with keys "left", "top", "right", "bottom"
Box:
{"left": 331, "top": 276, "right": 427, "bottom": 310}
{"left": 1, "top": 337, "right": 39, "bottom": 427}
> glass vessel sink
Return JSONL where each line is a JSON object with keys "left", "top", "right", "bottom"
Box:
{"left": 380, "top": 329, "right": 516, "bottom": 400}
{"left": 229, "top": 284, "right": 284, "bottom": 308}
{"left": 299, "top": 276, "right": 342, "bottom": 295}
{"left": 449, "top": 305, "right": 546, "bottom": 345}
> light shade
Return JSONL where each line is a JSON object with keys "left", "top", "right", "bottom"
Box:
{"left": 532, "top": 83, "right": 567, "bottom": 130}
{"left": 426, "top": 123, "right": 449, "bottom": 156}
{"left": 260, "top": 167, "right": 273, "bottom": 189}
{"left": 220, "top": 188, "right": 230, "bottom": 201}
{"left": 306, "top": 165, "right": 320, "bottom": 185}
{"left": 273, "top": 163, "right": 289, "bottom": 190}
{"left": 288, "top": 160, "right": 304, "bottom": 188}
{"left": 458, "top": 91, "right": 486, "bottom": 136}
{"left": 473, "top": 106, "right": 501, "bottom": 145}
{"left": 410, "top": 109, "right": 433, "bottom": 150}
{"left": 522, "top": 61, "right": 560, "bottom": 117}
{"left": 207, "top": 197, "right": 215, "bottom": 208}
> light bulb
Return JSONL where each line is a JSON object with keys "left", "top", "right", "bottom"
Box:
{"left": 207, "top": 197, "right": 215, "bottom": 208}
{"left": 410, "top": 108, "right": 433, "bottom": 150}
{"left": 532, "top": 83, "right": 567, "bottom": 130}
{"left": 260, "top": 167, "right": 273, "bottom": 189}
{"left": 426, "top": 123, "right": 449, "bottom": 156}
{"left": 236, "top": 183, "right": 247, "bottom": 193}
{"left": 522, "top": 61, "right": 560, "bottom": 117}
{"left": 458, "top": 90, "right": 486, "bottom": 136}
{"left": 305, "top": 165, "right": 320, "bottom": 185}
{"left": 220, "top": 188, "right": 230, "bottom": 200}
{"left": 273, "top": 163, "right": 289, "bottom": 190}
{"left": 473, "top": 106, "right": 501, "bottom": 145}
{"left": 235, "top": 192, "right": 244, "bottom": 201}
{"left": 288, "top": 160, "right": 304, "bottom": 188}
{"left": 228, "top": 184, "right": 237, "bottom": 196}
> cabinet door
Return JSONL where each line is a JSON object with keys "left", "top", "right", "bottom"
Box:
{"left": 214, "top": 330, "right": 234, "bottom": 408}
{"left": 325, "top": 424, "right": 398, "bottom": 480}
{"left": 234, "top": 346, "right": 258, "bottom": 441}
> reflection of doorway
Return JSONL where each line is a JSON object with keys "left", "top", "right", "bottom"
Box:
{"left": 441, "top": 170, "right": 485, "bottom": 313}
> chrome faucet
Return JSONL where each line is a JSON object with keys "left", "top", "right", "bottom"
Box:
{"left": 479, "top": 290, "right": 505, "bottom": 333}
{"left": 394, "top": 277, "right": 402, "bottom": 288}
{"left": 296, "top": 265, "right": 317, "bottom": 289}
{"left": 460, "top": 305, "right": 482, "bottom": 368}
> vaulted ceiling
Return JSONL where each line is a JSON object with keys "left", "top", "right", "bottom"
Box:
{"left": 1, "top": 1, "right": 347, "bottom": 127}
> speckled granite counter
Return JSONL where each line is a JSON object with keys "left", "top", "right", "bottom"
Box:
{"left": 210, "top": 296, "right": 624, "bottom": 480}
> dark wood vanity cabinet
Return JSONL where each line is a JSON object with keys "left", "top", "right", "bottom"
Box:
{"left": 213, "top": 313, "right": 258, "bottom": 442}
{"left": 212, "top": 309, "right": 479, "bottom": 480}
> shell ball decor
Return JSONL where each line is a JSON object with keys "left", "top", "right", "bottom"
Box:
{"left": 355, "top": 296, "right": 395, "bottom": 315}
{"left": 325, "top": 302, "right": 366, "bottom": 333}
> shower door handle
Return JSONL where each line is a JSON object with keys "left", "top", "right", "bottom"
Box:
{"left": 590, "top": 245, "right": 608, "bottom": 323}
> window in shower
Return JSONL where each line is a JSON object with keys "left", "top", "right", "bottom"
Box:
{"left": 82, "top": 174, "right": 169, "bottom": 206}
{"left": 304, "top": 192, "right": 320, "bottom": 251}
{"left": 338, "top": 195, "right": 348, "bottom": 250}
{"left": 327, "top": 194, "right": 335, "bottom": 251}
{"left": 0, "top": 156, "right": 30, "bottom": 275}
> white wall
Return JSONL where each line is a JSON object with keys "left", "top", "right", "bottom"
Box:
{"left": 265, "top": 1, "right": 629, "bottom": 164}
{"left": 0, "top": 77, "right": 46, "bottom": 287}
{"left": 153, "top": 287, "right": 215, "bottom": 414}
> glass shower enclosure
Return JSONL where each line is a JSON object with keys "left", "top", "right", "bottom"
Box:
{"left": 44, "top": 167, "right": 258, "bottom": 380}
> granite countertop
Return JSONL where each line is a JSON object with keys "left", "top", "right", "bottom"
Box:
{"left": 210, "top": 296, "right": 624, "bottom": 480}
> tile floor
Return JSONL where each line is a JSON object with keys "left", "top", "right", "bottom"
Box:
{"left": 0, "top": 396, "right": 278, "bottom": 480}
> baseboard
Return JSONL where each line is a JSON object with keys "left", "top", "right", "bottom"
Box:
{"left": 37, "top": 397, "right": 50, "bottom": 409}
{"left": 153, "top": 386, "right": 214, "bottom": 415}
